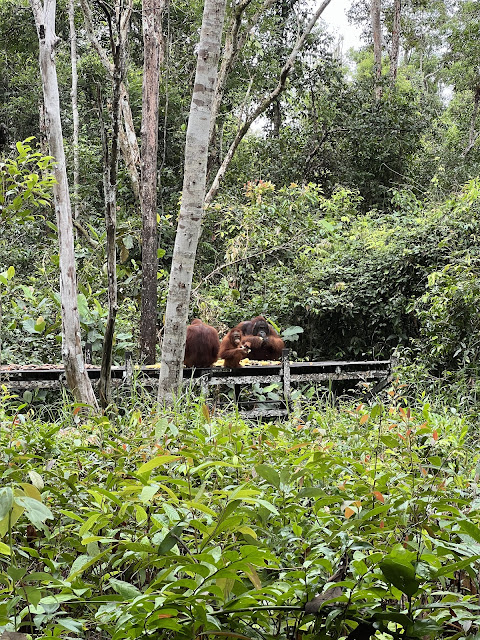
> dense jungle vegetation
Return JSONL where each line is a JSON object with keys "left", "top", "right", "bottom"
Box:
{"left": 3, "top": 0, "right": 480, "bottom": 638}
{"left": 2, "top": 0, "right": 480, "bottom": 394}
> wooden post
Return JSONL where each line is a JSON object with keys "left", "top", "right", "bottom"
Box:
{"left": 125, "top": 351, "right": 133, "bottom": 388}
{"left": 200, "top": 372, "right": 210, "bottom": 397}
{"left": 282, "top": 348, "right": 291, "bottom": 411}
{"left": 234, "top": 383, "right": 241, "bottom": 405}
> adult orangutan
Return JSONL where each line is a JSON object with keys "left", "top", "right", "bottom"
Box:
{"left": 184, "top": 319, "right": 220, "bottom": 368}
{"left": 236, "top": 315, "right": 284, "bottom": 361}
{"left": 219, "top": 328, "right": 251, "bottom": 368}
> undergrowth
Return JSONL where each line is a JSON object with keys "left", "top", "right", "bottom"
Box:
{"left": 1, "top": 384, "right": 480, "bottom": 639}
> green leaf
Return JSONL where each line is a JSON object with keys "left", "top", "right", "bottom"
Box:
{"left": 109, "top": 578, "right": 142, "bottom": 599}
{"left": 140, "top": 483, "right": 160, "bottom": 503}
{"left": 157, "top": 525, "right": 184, "bottom": 554}
{"left": 0, "top": 541, "right": 11, "bottom": 555}
{"left": 14, "top": 496, "right": 53, "bottom": 527}
{"left": 57, "top": 618, "right": 84, "bottom": 633}
{"left": 137, "top": 455, "right": 182, "bottom": 475}
{"left": 123, "top": 234, "right": 134, "bottom": 249}
{"left": 457, "top": 519, "right": 480, "bottom": 543}
{"left": 67, "top": 549, "right": 111, "bottom": 580}
{"left": 24, "top": 585, "right": 42, "bottom": 607}
{"left": 380, "top": 435, "right": 398, "bottom": 448}
{"left": 8, "top": 566, "right": 26, "bottom": 581}
{"left": 0, "top": 499, "right": 24, "bottom": 537}
{"left": 255, "top": 464, "right": 280, "bottom": 489}
{"left": 0, "top": 488, "right": 13, "bottom": 520}
{"left": 379, "top": 558, "right": 420, "bottom": 597}
{"left": 370, "top": 404, "right": 383, "bottom": 419}
{"left": 435, "top": 555, "right": 480, "bottom": 578}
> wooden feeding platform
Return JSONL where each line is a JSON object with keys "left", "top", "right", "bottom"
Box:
{"left": 0, "top": 350, "right": 394, "bottom": 418}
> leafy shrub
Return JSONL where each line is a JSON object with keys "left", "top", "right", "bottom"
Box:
{"left": 2, "top": 389, "right": 480, "bottom": 639}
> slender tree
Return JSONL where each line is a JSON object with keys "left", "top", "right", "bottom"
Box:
{"left": 98, "top": 0, "right": 132, "bottom": 409}
{"left": 79, "top": 0, "right": 140, "bottom": 200}
{"left": 463, "top": 86, "right": 480, "bottom": 157}
{"left": 389, "top": 0, "right": 401, "bottom": 85}
{"left": 371, "top": 0, "right": 382, "bottom": 101}
{"left": 30, "top": 0, "right": 98, "bottom": 409}
{"left": 139, "top": 0, "right": 166, "bottom": 364}
{"left": 157, "top": 0, "right": 227, "bottom": 403}
{"left": 68, "top": 0, "right": 80, "bottom": 222}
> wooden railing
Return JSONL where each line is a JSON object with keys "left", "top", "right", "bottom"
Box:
{"left": 0, "top": 350, "right": 394, "bottom": 417}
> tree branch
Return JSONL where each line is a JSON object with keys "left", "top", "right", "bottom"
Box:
{"left": 205, "top": 0, "right": 333, "bottom": 204}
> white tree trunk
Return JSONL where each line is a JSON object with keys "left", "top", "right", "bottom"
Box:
{"left": 371, "top": 0, "right": 383, "bottom": 101}
{"left": 30, "top": 0, "right": 98, "bottom": 409}
{"left": 389, "top": 0, "right": 401, "bottom": 85}
{"left": 158, "top": 0, "right": 227, "bottom": 403}
{"left": 68, "top": 0, "right": 80, "bottom": 222}
{"left": 139, "top": 0, "right": 166, "bottom": 364}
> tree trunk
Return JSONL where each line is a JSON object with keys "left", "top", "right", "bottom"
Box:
{"left": 205, "top": 0, "right": 333, "bottom": 205}
{"left": 157, "top": 0, "right": 227, "bottom": 404}
{"left": 139, "top": 0, "right": 166, "bottom": 364}
{"left": 79, "top": 0, "right": 140, "bottom": 201}
{"left": 463, "top": 85, "right": 480, "bottom": 158}
{"left": 30, "top": 0, "right": 98, "bottom": 409}
{"left": 371, "top": 0, "right": 382, "bottom": 101}
{"left": 98, "top": 0, "right": 132, "bottom": 409}
{"left": 272, "top": 98, "right": 281, "bottom": 137}
{"left": 68, "top": 0, "right": 80, "bottom": 222}
{"left": 389, "top": 0, "right": 401, "bottom": 85}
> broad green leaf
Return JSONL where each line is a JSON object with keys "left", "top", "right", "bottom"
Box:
{"left": 379, "top": 559, "right": 420, "bottom": 597}
{"left": 28, "top": 471, "right": 44, "bottom": 490}
{"left": 24, "top": 585, "right": 42, "bottom": 607}
{"left": 157, "top": 525, "right": 184, "bottom": 554}
{"left": 370, "top": 403, "right": 383, "bottom": 419}
{"left": 137, "top": 455, "right": 182, "bottom": 475}
{"left": 109, "top": 578, "right": 142, "bottom": 599}
{"left": 435, "top": 555, "right": 480, "bottom": 578}
{"left": 457, "top": 519, "right": 480, "bottom": 543}
{"left": 14, "top": 496, "right": 53, "bottom": 527}
{"left": 8, "top": 566, "right": 26, "bottom": 581}
{"left": 163, "top": 502, "right": 181, "bottom": 522}
{"left": 140, "top": 483, "right": 160, "bottom": 503}
{"left": 217, "top": 500, "right": 242, "bottom": 527}
{"left": 0, "top": 488, "right": 13, "bottom": 520}
{"left": 186, "top": 501, "right": 217, "bottom": 516}
{"left": 19, "top": 483, "right": 42, "bottom": 502}
{"left": 135, "top": 504, "right": 148, "bottom": 524}
{"left": 0, "top": 499, "right": 24, "bottom": 537}
{"left": 57, "top": 618, "right": 84, "bottom": 633}
{"left": 79, "top": 513, "right": 103, "bottom": 536}
{"left": 255, "top": 464, "right": 280, "bottom": 489}
{"left": 0, "top": 541, "right": 11, "bottom": 555}
{"left": 380, "top": 435, "right": 398, "bottom": 448}
{"left": 67, "top": 549, "right": 111, "bottom": 580}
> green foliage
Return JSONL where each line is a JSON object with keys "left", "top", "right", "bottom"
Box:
{"left": 1, "top": 389, "right": 480, "bottom": 638}
{"left": 200, "top": 179, "right": 479, "bottom": 361}
{"left": 413, "top": 263, "right": 480, "bottom": 372}
{"left": 0, "top": 138, "right": 56, "bottom": 223}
